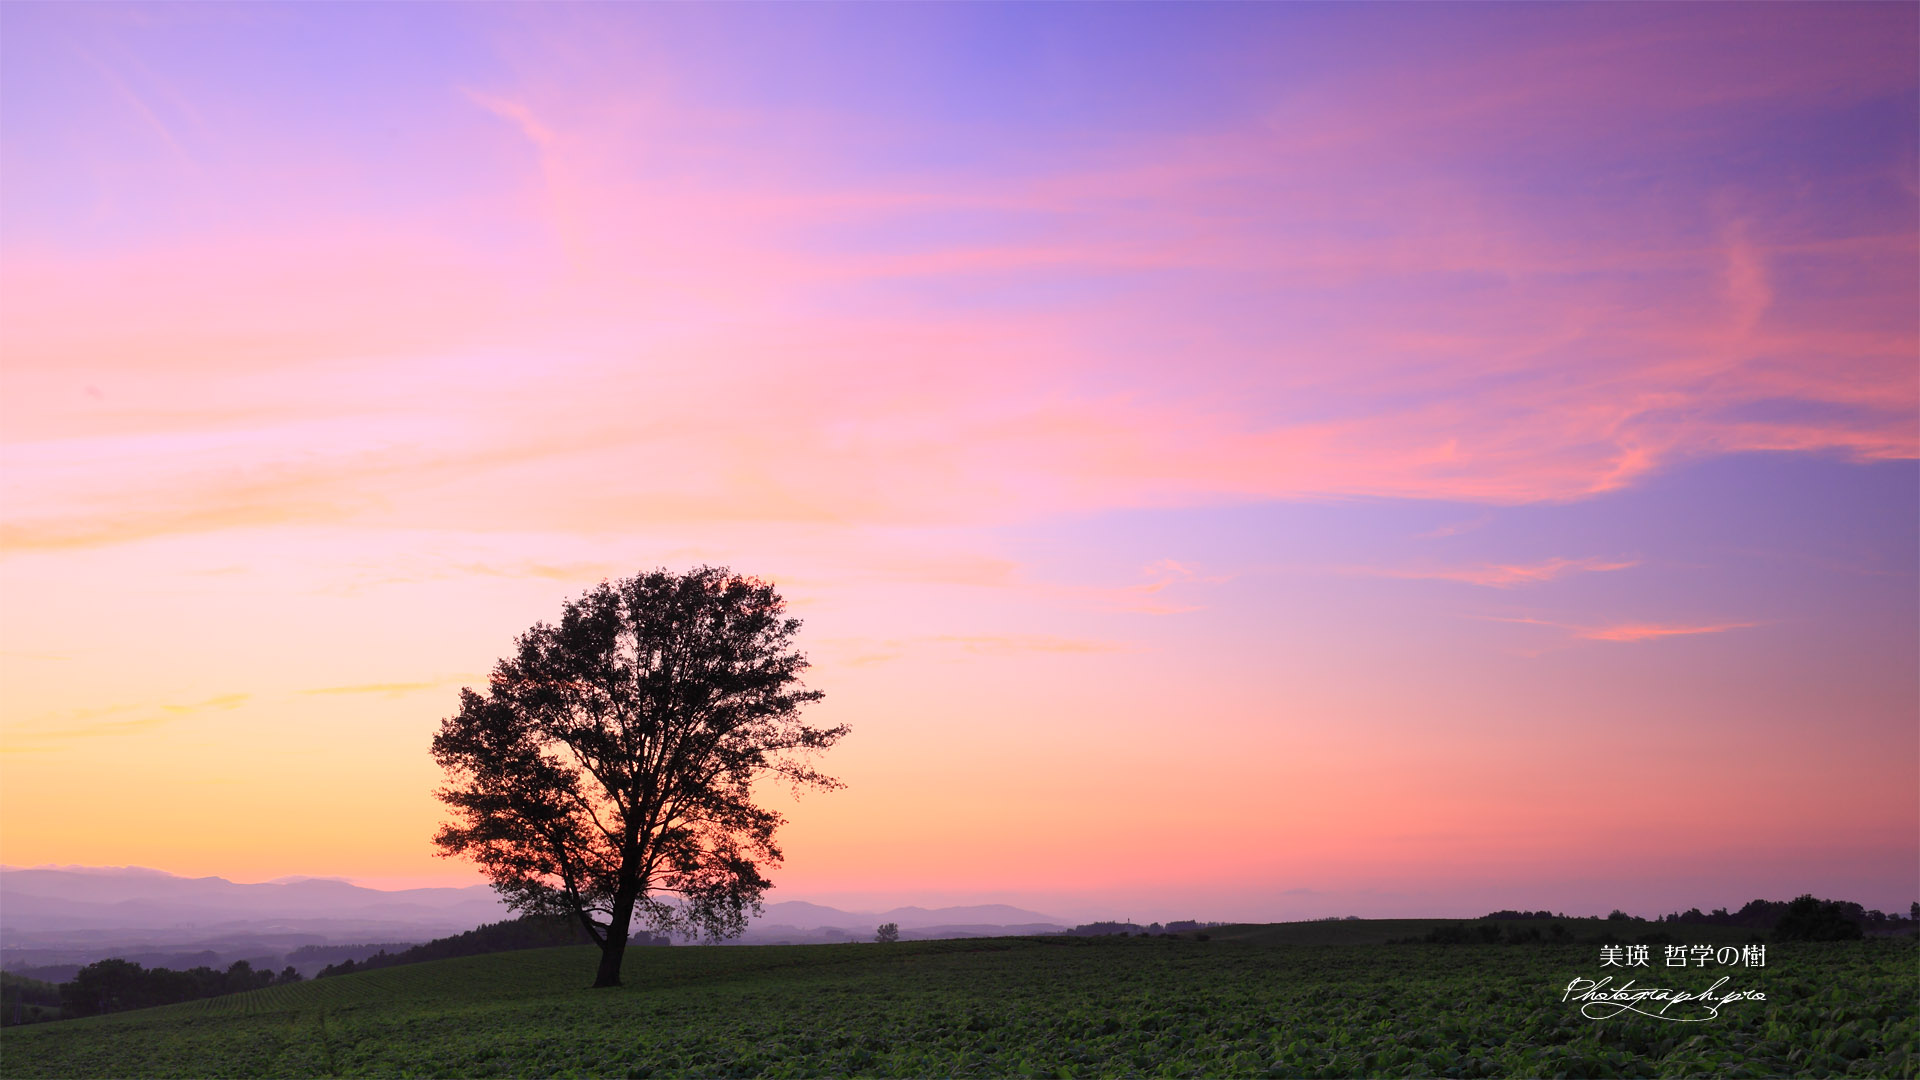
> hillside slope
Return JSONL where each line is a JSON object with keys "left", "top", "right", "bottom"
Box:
{"left": 4, "top": 934, "right": 1912, "bottom": 1078}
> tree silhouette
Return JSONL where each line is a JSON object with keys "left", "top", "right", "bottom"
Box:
{"left": 875, "top": 922, "right": 900, "bottom": 944}
{"left": 1771, "top": 894, "right": 1863, "bottom": 942}
{"left": 432, "top": 567, "right": 847, "bottom": 987}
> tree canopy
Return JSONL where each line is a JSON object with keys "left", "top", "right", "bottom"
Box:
{"left": 431, "top": 567, "right": 847, "bottom": 987}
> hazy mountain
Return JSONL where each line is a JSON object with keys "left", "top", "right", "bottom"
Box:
{"left": 0, "top": 866, "right": 1068, "bottom": 966}
{"left": 869, "top": 904, "right": 1063, "bottom": 929}
{"left": 0, "top": 866, "right": 511, "bottom": 974}
{"left": 752, "top": 901, "right": 1062, "bottom": 931}
{"left": 1, "top": 866, "right": 509, "bottom": 933}
{"left": 737, "top": 901, "right": 1067, "bottom": 943}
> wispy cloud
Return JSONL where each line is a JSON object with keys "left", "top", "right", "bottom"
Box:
{"left": 1072, "top": 560, "right": 1230, "bottom": 615}
{"left": 929, "top": 634, "right": 1131, "bottom": 656}
{"left": 75, "top": 47, "right": 198, "bottom": 170}
{"left": 823, "top": 634, "right": 1131, "bottom": 668}
{"left": 1, "top": 694, "right": 249, "bottom": 753}
{"left": 1578, "top": 621, "right": 1759, "bottom": 643}
{"left": 1359, "top": 557, "right": 1638, "bottom": 588}
{"left": 1415, "top": 516, "right": 1491, "bottom": 540}
{"left": 462, "top": 89, "right": 557, "bottom": 148}
{"left": 450, "top": 561, "right": 618, "bottom": 582}
{"left": 1482, "top": 615, "right": 1759, "bottom": 643}
{"left": 301, "top": 679, "right": 473, "bottom": 699}
{"left": 4, "top": 7, "right": 1912, "bottom": 559}
{"left": 160, "top": 693, "right": 248, "bottom": 714}
{"left": 314, "top": 552, "right": 630, "bottom": 596}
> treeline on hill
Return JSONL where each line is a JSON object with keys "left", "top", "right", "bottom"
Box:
{"left": 54, "top": 959, "right": 300, "bottom": 1019}
{"left": 1652, "top": 897, "right": 1914, "bottom": 938}
{"left": 2, "top": 972, "right": 65, "bottom": 1026}
{"left": 2, "top": 916, "right": 671, "bottom": 1025}
{"left": 1063, "top": 921, "right": 1220, "bottom": 938}
{"left": 283, "top": 942, "right": 418, "bottom": 968}
{"left": 317, "top": 915, "right": 666, "bottom": 978}
{"left": 1407, "top": 895, "right": 1917, "bottom": 946}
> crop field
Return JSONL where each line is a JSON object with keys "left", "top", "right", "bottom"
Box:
{"left": 2, "top": 929, "right": 1912, "bottom": 1078}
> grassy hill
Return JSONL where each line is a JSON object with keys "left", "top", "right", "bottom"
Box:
{"left": 2, "top": 931, "right": 1912, "bottom": 1077}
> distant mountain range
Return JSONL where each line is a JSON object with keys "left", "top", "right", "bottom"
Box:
{"left": 1, "top": 866, "right": 511, "bottom": 939}
{"left": 0, "top": 866, "right": 1069, "bottom": 977}
{"left": 735, "top": 900, "right": 1066, "bottom": 945}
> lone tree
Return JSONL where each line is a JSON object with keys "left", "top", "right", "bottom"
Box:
{"left": 431, "top": 567, "right": 847, "bottom": 987}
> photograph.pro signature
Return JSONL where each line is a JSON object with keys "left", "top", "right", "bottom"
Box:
{"left": 1563, "top": 975, "right": 1768, "bottom": 1021}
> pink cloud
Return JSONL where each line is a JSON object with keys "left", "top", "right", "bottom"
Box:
{"left": 1484, "top": 615, "right": 1760, "bottom": 644}
{"left": 1360, "top": 558, "right": 1638, "bottom": 588}
{"left": 1579, "top": 622, "right": 1760, "bottom": 644}
{"left": 2, "top": 5, "right": 1911, "bottom": 558}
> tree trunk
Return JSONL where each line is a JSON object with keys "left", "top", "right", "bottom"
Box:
{"left": 591, "top": 890, "right": 639, "bottom": 988}
{"left": 591, "top": 938, "right": 626, "bottom": 988}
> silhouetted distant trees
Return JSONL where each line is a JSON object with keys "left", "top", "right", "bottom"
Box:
{"left": 11, "top": 915, "right": 679, "bottom": 1021}
{"left": 317, "top": 914, "right": 665, "bottom": 978}
{"left": 1401, "top": 895, "right": 1915, "bottom": 947}
{"left": 284, "top": 942, "right": 418, "bottom": 968}
{"left": 58, "top": 958, "right": 300, "bottom": 1017}
{"left": 1653, "top": 899, "right": 1790, "bottom": 929}
{"left": 1771, "top": 895, "right": 1866, "bottom": 942}
{"left": 1060, "top": 920, "right": 1226, "bottom": 937}
{"left": 1065, "top": 922, "right": 1146, "bottom": 936}
{"left": 1414, "top": 922, "right": 1575, "bottom": 945}
{"left": 1, "top": 972, "right": 63, "bottom": 1026}
{"left": 1652, "top": 897, "right": 1912, "bottom": 937}
{"left": 1480, "top": 898, "right": 1917, "bottom": 935}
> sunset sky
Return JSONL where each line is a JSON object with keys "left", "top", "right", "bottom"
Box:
{"left": 2, "top": 3, "right": 1914, "bottom": 923}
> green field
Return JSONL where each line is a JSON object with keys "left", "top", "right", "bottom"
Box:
{"left": 3, "top": 928, "right": 1912, "bottom": 1078}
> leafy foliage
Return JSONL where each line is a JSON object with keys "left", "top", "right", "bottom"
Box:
{"left": 431, "top": 567, "right": 846, "bottom": 985}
